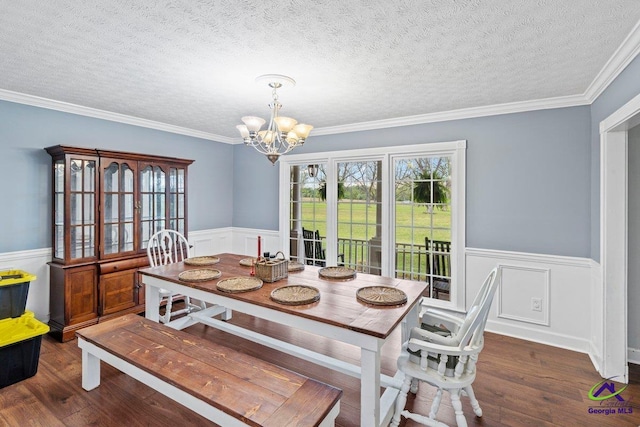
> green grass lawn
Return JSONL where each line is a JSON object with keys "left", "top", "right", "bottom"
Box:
{"left": 298, "top": 200, "right": 451, "bottom": 277}
{"left": 300, "top": 200, "right": 451, "bottom": 244}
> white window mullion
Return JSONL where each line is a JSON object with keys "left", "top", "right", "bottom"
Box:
{"left": 381, "top": 153, "right": 392, "bottom": 277}
{"left": 278, "top": 161, "right": 292, "bottom": 257}
{"left": 451, "top": 144, "right": 466, "bottom": 309}
{"left": 325, "top": 158, "right": 338, "bottom": 265}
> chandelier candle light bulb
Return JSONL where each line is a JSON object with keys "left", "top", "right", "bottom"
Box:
{"left": 237, "top": 74, "right": 313, "bottom": 164}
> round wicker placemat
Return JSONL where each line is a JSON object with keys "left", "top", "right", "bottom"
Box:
{"left": 271, "top": 285, "right": 320, "bottom": 305}
{"left": 288, "top": 261, "right": 305, "bottom": 272}
{"left": 239, "top": 257, "right": 257, "bottom": 267}
{"left": 178, "top": 269, "right": 222, "bottom": 282}
{"left": 318, "top": 266, "right": 357, "bottom": 280}
{"left": 184, "top": 255, "right": 220, "bottom": 266}
{"left": 216, "top": 276, "right": 263, "bottom": 293}
{"left": 356, "top": 286, "right": 407, "bottom": 306}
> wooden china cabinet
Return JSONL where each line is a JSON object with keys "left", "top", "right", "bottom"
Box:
{"left": 45, "top": 145, "right": 193, "bottom": 341}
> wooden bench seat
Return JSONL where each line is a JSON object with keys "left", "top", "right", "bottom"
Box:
{"left": 76, "top": 315, "right": 342, "bottom": 427}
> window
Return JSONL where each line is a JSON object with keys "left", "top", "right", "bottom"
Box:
{"left": 279, "top": 141, "right": 466, "bottom": 308}
{"left": 394, "top": 156, "right": 452, "bottom": 300}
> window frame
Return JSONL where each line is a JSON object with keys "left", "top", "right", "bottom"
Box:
{"left": 279, "top": 140, "right": 466, "bottom": 310}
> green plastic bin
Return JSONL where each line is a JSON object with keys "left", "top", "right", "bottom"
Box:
{"left": 0, "top": 270, "right": 36, "bottom": 320}
{"left": 0, "top": 310, "right": 49, "bottom": 388}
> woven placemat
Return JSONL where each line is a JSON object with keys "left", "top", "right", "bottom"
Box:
{"left": 184, "top": 255, "right": 220, "bottom": 266}
{"left": 318, "top": 266, "right": 357, "bottom": 280}
{"left": 356, "top": 286, "right": 407, "bottom": 306}
{"left": 288, "top": 261, "right": 305, "bottom": 272}
{"left": 216, "top": 276, "right": 263, "bottom": 293}
{"left": 178, "top": 269, "right": 221, "bottom": 282}
{"left": 271, "top": 285, "right": 320, "bottom": 305}
{"left": 239, "top": 257, "right": 257, "bottom": 267}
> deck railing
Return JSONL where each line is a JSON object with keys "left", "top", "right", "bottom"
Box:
{"left": 336, "top": 238, "right": 430, "bottom": 279}
{"left": 296, "top": 235, "right": 450, "bottom": 299}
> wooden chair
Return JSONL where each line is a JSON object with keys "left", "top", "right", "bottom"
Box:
{"left": 146, "top": 229, "right": 206, "bottom": 323}
{"left": 426, "top": 237, "right": 451, "bottom": 299}
{"left": 302, "top": 227, "right": 344, "bottom": 267}
{"left": 391, "top": 268, "right": 499, "bottom": 427}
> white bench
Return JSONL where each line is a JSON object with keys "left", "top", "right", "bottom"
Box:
{"left": 77, "top": 315, "right": 341, "bottom": 427}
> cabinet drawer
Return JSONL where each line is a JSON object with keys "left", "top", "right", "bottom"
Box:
{"left": 99, "top": 257, "right": 149, "bottom": 274}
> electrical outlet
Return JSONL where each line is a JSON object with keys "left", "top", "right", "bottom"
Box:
{"left": 531, "top": 297, "right": 542, "bottom": 312}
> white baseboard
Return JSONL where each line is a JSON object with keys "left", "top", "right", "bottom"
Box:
{"left": 629, "top": 347, "right": 640, "bottom": 365}
{"left": 486, "top": 319, "right": 591, "bottom": 354}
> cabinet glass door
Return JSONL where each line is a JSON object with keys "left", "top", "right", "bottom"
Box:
{"left": 102, "top": 160, "right": 136, "bottom": 256}
{"left": 168, "top": 167, "right": 186, "bottom": 235}
{"left": 66, "top": 157, "right": 97, "bottom": 260}
{"left": 54, "top": 159, "right": 65, "bottom": 259}
{"left": 140, "top": 164, "right": 166, "bottom": 250}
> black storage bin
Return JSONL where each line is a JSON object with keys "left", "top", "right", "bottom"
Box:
{"left": 0, "top": 311, "right": 49, "bottom": 388}
{"left": 0, "top": 270, "right": 36, "bottom": 320}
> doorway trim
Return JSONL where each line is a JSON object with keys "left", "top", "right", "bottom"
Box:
{"left": 600, "top": 92, "right": 640, "bottom": 383}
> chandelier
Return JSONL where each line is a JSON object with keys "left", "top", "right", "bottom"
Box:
{"left": 236, "top": 74, "right": 313, "bottom": 164}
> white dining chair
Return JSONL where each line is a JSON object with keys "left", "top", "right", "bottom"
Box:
{"left": 146, "top": 229, "right": 206, "bottom": 323}
{"left": 391, "top": 267, "right": 499, "bottom": 427}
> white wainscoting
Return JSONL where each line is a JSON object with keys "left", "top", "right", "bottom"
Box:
{"left": 0, "top": 247, "right": 51, "bottom": 322}
{"left": 188, "top": 227, "right": 233, "bottom": 256}
{"left": 466, "top": 248, "right": 593, "bottom": 354}
{"left": 188, "top": 227, "right": 280, "bottom": 257}
{"left": 229, "top": 227, "right": 281, "bottom": 258}
{"left": 496, "top": 264, "right": 550, "bottom": 327}
{"left": 3, "top": 230, "right": 630, "bottom": 371}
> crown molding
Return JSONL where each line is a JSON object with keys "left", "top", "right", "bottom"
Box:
{"left": 0, "top": 86, "right": 594, "bottom": 143}
{"left": 0, "top": 88, "right": 235, "bottom": 144}
{"left": 584, "top": 19, "right": 640, "bottom": 103}
{"left": 4, "top": 17, "right": 640, "bottom": 145}
{"left": 311, "top": 94, "right": 590, "bottom": 136}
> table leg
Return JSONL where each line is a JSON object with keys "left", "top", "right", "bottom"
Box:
{"left": 81, "top": 345, "right": 100, "bottom": 391}
{"left": 145, "top": 283, "right": 160, "bottom": 322}
{"left": 360, "top": 347, "right": 381, "bottom": 426}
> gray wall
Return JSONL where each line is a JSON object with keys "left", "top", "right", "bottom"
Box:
{"left": 629, "top": 124, "right": 640, "bottom": 350}
{"left": 233, "top": 107, "right": 593, "bottom": 258}
{"left": 0, "top": 100, "right": 234, "bottom": 253}
{"left": 3, "top": 53, "right": 640, "bottom": 260}
{"left": 231, "top": 144, "right": 280, "bottom": 230}
{"left": 590, "top": 54, "right": 640, "bottom": 261}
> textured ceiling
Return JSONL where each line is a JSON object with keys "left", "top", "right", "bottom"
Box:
{"left": 1, "top": 0, "right": 640, "bottom": 141}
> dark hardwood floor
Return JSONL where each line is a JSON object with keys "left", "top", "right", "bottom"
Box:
{"left": 1, "top": 311, "right": 639, "bottom": 426}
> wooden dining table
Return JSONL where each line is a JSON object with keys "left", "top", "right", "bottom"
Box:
{"left": 139, "top": 253, "right": 428, "bottom": 427}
